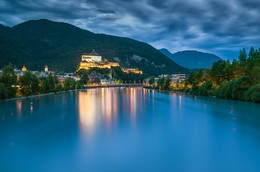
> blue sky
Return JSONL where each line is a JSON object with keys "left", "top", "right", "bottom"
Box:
{"left": 1, "top": 0, "right": 260, "bottom": 60}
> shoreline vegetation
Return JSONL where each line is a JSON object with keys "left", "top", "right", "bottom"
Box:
{"left": 147, "top": 47, "right": 260, "bottom": 103}
{"left": 0, "top": 64, "right": 85, "bottom": 101}
{"left": 0, "top": 64, "right": 146, "bottom": 101}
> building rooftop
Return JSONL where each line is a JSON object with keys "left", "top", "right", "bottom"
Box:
{"left": 83, "top": 49, "right": 100, "bottom": 56}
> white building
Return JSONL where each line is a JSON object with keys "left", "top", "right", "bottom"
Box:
{"left": 171, "top": 73, "right": 186, "bottom": 83}
{"left": 81, "top": 49, "right": 102, "bottom": 62}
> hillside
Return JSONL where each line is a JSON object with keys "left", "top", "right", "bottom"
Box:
{"left": 0, "top": 19, "right": 189, "bottom": 76}
{"left": 160, "top": 48, "right": 222, "bottom": 69}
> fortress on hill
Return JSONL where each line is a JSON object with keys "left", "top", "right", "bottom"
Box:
{"left": 77, "top": 50, "right": 143, "bottom": 74}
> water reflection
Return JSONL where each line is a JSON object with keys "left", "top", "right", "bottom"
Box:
{"left": 78, "top": 90, "right": 97, "bottom": 134}
{"left": 1, "top": 88, "right": 260, "bottom": 172}
{"left": 78, "top": 88, "right": 143, "bottom": 135}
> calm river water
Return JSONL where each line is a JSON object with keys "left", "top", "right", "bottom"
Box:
{"left": 0, "top": 87, "right": 260, "bottom": 172}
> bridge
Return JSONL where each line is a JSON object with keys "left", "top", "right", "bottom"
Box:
{"left": 84, "top": 84, "right": 143, "bottom": 89}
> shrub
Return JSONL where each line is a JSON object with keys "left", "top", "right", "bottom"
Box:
{"left": 245, "top": 84, "right": 260, "bottom": 101}
{"left": 215, "top": 81, "right": 227, "bottom": 98}
{"left": 231, "top": 76, "right": 252, "bottom": 100}
{"left": 199, "top": 80, "right": 212, "bottom": 96}
{"left": 251, "top": 92, "right": 260, "bottom": 103}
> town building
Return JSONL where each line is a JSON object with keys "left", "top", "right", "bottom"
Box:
{"left": 21, "top": 65, "right": 27, "bottom": 72}
{"left": 45, "top": 65, "right": 48, "bottom": 72}
{"left": 171, "top": 73, "right": 186, "bottom": 83}
{"left": 122, "top": 68, "right": 143, "bottom": 74}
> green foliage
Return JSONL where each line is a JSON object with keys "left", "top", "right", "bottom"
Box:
{"left": 19, "top": 71, "right": 33, "bottom": 96}
{"left": 164, "top": 78, "right": 172, "bottom": 90}
{"left": 251, "top": 92, "right": 260, "bottom": 103}
{"left": 244, "top": 84, "right": 260, "bottom": 101}
{"left": 251, "top": 65, "right": 260, "bottom": 83}
{"left": 0, "top": 63, "right": 17, "bottom": 98}
{"left": 157, "top": 77, "right": 165, "bottom": 89}
{"left": 185, "top": 47, "right": 260, "bottom": 103}
{"left": 199, "top": 80, "right": 213, "bottom": 96}
{"left": 80, "top": 73, "right": 89, "bottom": 84}
{"left": 94, "top": 77, "right": 101, "bottom": 84}
{"left": 215, "top": 81, "right": 227, "bottom": 98}
{"left": 57, "top": 83, "right": 63, "bottom": 92}
{"left": 231, "top": 76, "right": 252, "bottom": 100}
{"left": 40, "top": 78, "right": 50, "bottom": 94}
{"left": 149, "top": 78, "right": 155, "bottom": 85}
{"left": 63, "top": 78, "right": 72, "bottom": 91}
{"left": 31, "top": 74, "right": 40, "bottom": 94}
{"left": 210, "top": 60, "right": 226, "bottom": 85}
{"left": 0, "top": 83, "right": 7, "bottom": 100}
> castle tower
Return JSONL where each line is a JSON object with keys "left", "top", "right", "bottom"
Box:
{"left": 45, "top": 65, "right": 48, "bottom": 72}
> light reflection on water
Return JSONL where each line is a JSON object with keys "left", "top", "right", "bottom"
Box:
{"left": 78, "top": 88, "right": 142, "bottom": 135}
{"left": 0, "top": 88, "right": 260, "bottom": 172}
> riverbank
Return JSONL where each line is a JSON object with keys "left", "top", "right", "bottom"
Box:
{"left": 144, "top": 86, "right": 260, "bottom": 103}
{"left": 2, "top": 84, "right": 144, "bottom": 101}
{"left": 4, "top": 89, "right": 83, "bottom": 101}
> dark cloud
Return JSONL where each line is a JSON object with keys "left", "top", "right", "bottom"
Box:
{"left": 0, "top": 0, "right": 260, "bottom": 59}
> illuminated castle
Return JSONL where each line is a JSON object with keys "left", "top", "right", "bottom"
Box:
{"left": 78, "top": 50, "right": 119, "bottom": 71}
{"left": 81, "top": 49, "right": 102, "bottom": 62}
{"left": 77, "top": 50, "right": 143, "bottom": 74}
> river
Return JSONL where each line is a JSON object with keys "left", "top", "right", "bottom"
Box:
{"left": 0, "top": 87, "right": 260, "bottom": 172}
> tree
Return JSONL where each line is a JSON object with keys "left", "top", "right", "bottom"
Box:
{"left": 0, "top": 64, "right": 17, "bottom": 98}
{"left": 210, "top": 60, "right": 226, "bottom": 85}
{"left": 0, "top": 83, "right": 7, "bottom": 100}
{"left": 81, "top": 73, "right": 89, "bottom": 84}
{"left": 231, "top": 76, "right": 252, "bottom": 100}
{"left": 63, "top": 78, "right": 72, "bottom": 91}
{"left": 19, "top": 71, "right": 33, "bottom": 96}
{"left": 199, "top": 80, "right": 213, "bottom": 96}
{"left": 56, "top": 83, "right": 63, "bottom": 92}
{"left": 47, "top": 74, "right": 55, "bottom": 92}
{"left": 251, "top": 65, "right": 260, "bottom": 83}
{"left": 244, "top": 84, "right": 260, "bottom": 101}
{"left": 238, "top": 48, "right": 247, "bottom": 67}
{"left": 164, "top": 77, "right": 172, "bottom": 90}
{"left": 187, "top": 72, "right": 197, "bottom": 84}
{"left": 176, "top": 79, "right": 180, "bottom": 88}
{"left": 149, "top": 78, "right": 155, "bottom": 86}
{"left": 31, "top": 74, "right": 40, "bottom": 94}
{"left": 40, "top": 78, "right": 50, "bottom": 93}
{"left": 94, "top": 77, "right": 100, "bottom": 84}
{"left": 157, "top": 77, "right": 165, "bottom": 89}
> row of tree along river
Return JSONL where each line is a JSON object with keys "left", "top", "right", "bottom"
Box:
{"left": 0, "top": 65, "right": 146, "bottom": 100}
{"left": 148, "top": 47, "right": 260, "bottom": 103}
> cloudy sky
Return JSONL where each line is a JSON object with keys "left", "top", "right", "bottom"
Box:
{"left": 1, "top": 0, "right": 260, "bottom": 59}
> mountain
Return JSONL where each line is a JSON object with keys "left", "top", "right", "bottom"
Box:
{"left": 160, "top": 48, "right": 222, "bottom": 70}
{"left": 0, "top": 19, "right": 189, "bottom": 76}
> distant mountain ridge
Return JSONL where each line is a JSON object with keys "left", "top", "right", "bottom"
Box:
{"left": 0, "top": 19, "right": 189, "bottom": 75}
{"left": 160, "top": 48, "right": 222, "bottom": 69}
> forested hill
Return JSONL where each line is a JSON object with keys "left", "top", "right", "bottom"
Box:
{"left": 160, "top": 48, "right": 222, "bottom": 70}
{"left": 0, "top": 19, "right": 189, "bottom": 76}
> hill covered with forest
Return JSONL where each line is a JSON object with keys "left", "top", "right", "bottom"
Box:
{"left": 0, "top": 19, "right": 189, "bottom": 76}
